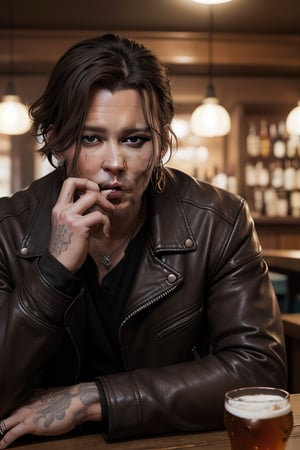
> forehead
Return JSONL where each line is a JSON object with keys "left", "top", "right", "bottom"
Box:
{"left": 88, "top": 87, "right": 157, "bottom": 118}
{"left": 85, "top": 88, "right": 147, "bottom": 125}
{"left": 88, "top": 88, "right": 143, "bottom": 110}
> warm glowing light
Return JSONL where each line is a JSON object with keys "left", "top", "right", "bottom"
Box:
{"left": 192, "top": 0, "right": 232, "bottom": 4}
{"left": 286, "top": 100, "right": 300, "bottom": 136}
{"left": 190, "top": 97, "right": 231, "bottom": 137}
{"left": 0, "top": 95, "right": 31, "bottom": 135}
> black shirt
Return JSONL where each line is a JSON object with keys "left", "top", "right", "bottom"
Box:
{"left": 79, "top": 224, "right": 146, "bottom": 380}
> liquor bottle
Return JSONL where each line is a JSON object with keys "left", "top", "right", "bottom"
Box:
{"left": 295, "top": 159, "right": 300, "bottom": 190}
{"left": 283, "top": 160, "right": 296, "bottom": 191}
{"left": 259, "top": 120, "right": 271, "bottom": 157}
{"left": 245, "top": 163, "right": 257, "bottom": 187}
{"left": 264, "top": 187, "right": 278, "bottom": 217}
{"left": 257, "top": 161, "right": 270, "bottom": 188}
{"left": 246, "top": 122, "right": 260, "bottom": 157}
{"left": 271, "top": 160, "right": 284, "bottom": 189}
{"left": 286, "top": 134, "right": 298, "bottom": 158}
{"left": 256, "top": 162, "right": 269, "bottom": 216}
{"left": 277, "top": 189, "right": 288, "bottom": 217}
{"left": 290, "top": 191, "right": 300, "bottom": 217}
{"left": 269, "top": 122, "right": 277, "bottom": 153}
{"left": 273, "top": 121, "right": 286, "bottom": 158}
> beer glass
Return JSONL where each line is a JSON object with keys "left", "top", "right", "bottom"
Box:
{"left": 224, "top": 386, "right": 293, "bottom": 450}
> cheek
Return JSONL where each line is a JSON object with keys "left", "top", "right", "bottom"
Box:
{"left": 129, "top": 147, "right": 156, "bottom": 178}
{"left": 127, "top": 156, "right": 154, "bottom": 191}
{"left": 74, "top": 151, "right": 101, "bottom": 177}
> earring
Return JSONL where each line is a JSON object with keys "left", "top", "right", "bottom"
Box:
{"left": 152, "top": 161, "right": 166, "bottom": 193}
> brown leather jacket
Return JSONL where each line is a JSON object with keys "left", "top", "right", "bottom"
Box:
{"left": 0, "top": 167, "right": 287, "bottom": 439}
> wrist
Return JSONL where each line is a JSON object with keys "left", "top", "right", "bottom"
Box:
{"left": 76, "top": 383, "right": 102, "bottom": 423}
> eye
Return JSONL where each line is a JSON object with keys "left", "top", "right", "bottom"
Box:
{"left": 81, "top": 135, "right": 101, "bottom": 145}
{"left": 123, "top": 135, "right": 152, "bottom": 148}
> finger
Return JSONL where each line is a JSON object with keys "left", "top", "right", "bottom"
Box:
{"left": 0, "top": 418, "right": 27, "bottom": 449}
{"left": 77, "top": 209, "right": 112, "bottom": 238}
{"left": 0, "top": 421, "right": 7, "bottom": 437}
{"left": 0, "top": 423, "right": 22, "bottom": 449}
{"left": 75, "top": 189, "right": 115, "bottom": 215}
{"left": 57, "top": 177, "right": 100, "bottom": 205}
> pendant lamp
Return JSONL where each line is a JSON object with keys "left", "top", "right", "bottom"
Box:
{"left": 0, "top": 1, "right": 31, "bottom": 135}
{"left": 190, "top": 5, "right": 231, "bottom": 137}
{"left": 286, "top": 101, "right": 300, "bottom": 136}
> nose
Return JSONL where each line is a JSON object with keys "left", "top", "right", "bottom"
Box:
{"left": 102, "top": 141, "right": 126, "bottom": 174}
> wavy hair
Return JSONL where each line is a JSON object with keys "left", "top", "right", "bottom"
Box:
{"left": 29, "top": 34, "right": 176, "bottom": 168}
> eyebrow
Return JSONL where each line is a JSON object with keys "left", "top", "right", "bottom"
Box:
{"left": 83, "top": 125, "right": 151, "bottom": 134}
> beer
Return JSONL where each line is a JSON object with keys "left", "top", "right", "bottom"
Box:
{"left": 224, "top": 387, "right": 293, "bottom": 450}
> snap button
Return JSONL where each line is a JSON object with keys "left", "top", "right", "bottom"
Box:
{"left": 184, "top": 238, "right": 193, "bottom": 248}
{"left": 20, "top": 247, "right": 29, "bottom": 256}
{"left": 167, "top": 273, "right": 177, "bottom": 283}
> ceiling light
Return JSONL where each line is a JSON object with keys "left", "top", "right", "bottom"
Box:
{"left": 192, "top": 0, "right": 232, "bottom": 4}
{"left": 286, "top": 100, "right": 300, "bottom": 136}
{"left": 0, "top": 83, "right": 31, "bottom": 135}
{"left": 190, "top": 5, "right": 231, "bottom": 137}
{"left": 191, "top": 86, "right": 231, "bottom": 137}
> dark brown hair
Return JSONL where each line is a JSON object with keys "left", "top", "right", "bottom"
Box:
{"left": 29, "top": 33, "right": 176, "bottom": 167}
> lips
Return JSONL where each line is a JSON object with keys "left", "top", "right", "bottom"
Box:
{"left": 101, "top": 188, "right": 113, "bottom": 198}
{"left": 100, "top": 185, "right": 123, "bottom": 201}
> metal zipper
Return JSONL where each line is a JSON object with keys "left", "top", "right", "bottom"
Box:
{"left": 120, "top": 285, "right": 177, "bottom": 329}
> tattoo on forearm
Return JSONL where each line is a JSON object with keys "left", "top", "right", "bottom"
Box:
{"left": 50, "top": 223, "right": 72, "bottom": 257}
{"left": 33, "top": 384, "right": 99, "bottom": 428}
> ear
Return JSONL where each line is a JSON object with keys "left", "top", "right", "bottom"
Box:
{"left": 45, "top": 125, "right": 64, "bottom": 165}
{"left": 45, "top": 124, "right": 55, "bottom": 143}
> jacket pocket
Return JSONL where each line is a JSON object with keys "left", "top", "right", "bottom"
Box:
{"left": 152, "top": 304, "right": 203, "bottom": 340}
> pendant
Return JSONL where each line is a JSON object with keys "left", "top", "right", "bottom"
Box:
{"left": 102, "top": 255, "right": 111, "bottom": 268}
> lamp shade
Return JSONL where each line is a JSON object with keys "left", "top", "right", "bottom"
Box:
{"left": 286, "top": 100, "right": 300, "bottom": 136}
{"left": 0, "top": 94, "right": 31, "bottom": 135}
{"left": 190, "top": 96, "right": 231, "bottom": 137}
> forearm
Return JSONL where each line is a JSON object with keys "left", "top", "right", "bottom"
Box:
{"left": 100, "top": 348, "right": 287, "bottom": 440}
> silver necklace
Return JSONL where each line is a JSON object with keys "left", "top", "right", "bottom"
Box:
{"left": 91, "top": 233, "right": 133, "bottom": 269}
{"left": 90, "top": 204, "right": 144, "bottom": 269}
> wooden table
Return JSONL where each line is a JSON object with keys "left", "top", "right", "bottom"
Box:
{"left": 264, "top": 249, "right": 300, "bottom": 312}
{"left": 9, "top": 394, "right": 300, "bottom": 450}
{"left": 264, "top": 250, "right": 300, "bottom": 273}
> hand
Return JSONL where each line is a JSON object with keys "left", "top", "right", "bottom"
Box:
{"left": 0, "top": 383, "right": 101, "bottom": 449}
{"left": 49, "top": 177, "right": 115, "bottom": 272}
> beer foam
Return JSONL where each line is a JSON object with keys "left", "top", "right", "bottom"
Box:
{"left": 225, "top": 394, "right": 292, "bottom": 420}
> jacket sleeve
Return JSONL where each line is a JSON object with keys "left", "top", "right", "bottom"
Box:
{"left": 98, "top": 199, "right": 288, "bottom": 440}
{"left": 0, "top": 251, "right": 81, "bottom": 418}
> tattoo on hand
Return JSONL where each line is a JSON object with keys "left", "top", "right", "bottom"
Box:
{"left": 33, "top": 384, "right": 99, "bottom": 428}
{"left": 50, "top": 223, "right": 72, "bottom": 257}
{"left": 33, "top": 390, "right": 72, "bottom": 428}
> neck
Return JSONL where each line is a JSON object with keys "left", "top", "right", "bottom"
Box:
{"left": 89, "top": 198, "right": 146, "bottom": 272}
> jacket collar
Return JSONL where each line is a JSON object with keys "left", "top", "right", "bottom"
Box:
{"left": 146, "top": 168, "right": 196, "bottom": 254}
{"left": 17, "top": 170, "right": 63, "bottom": 258}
